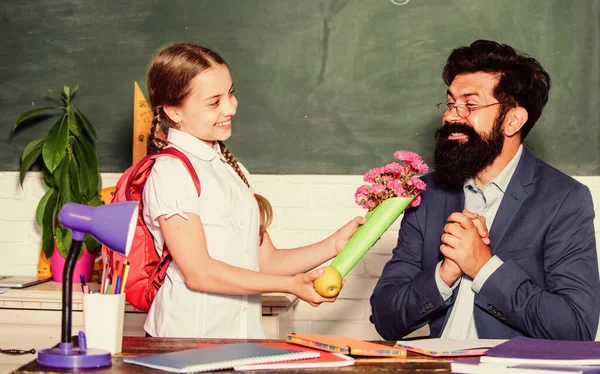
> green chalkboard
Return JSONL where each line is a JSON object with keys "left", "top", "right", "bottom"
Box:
{"left": 1, "top": 0, "right": 599, "bottom": 174}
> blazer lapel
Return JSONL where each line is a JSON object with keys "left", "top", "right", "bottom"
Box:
{"left": 444, "top": 187, "right": 465, "bottom": 224}
{"left": 489, "top": 146, "right": 536, "bottom": 255}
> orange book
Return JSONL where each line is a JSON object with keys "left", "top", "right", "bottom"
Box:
{"left": 286, "top": 333, "right": 406, "bottom": 357}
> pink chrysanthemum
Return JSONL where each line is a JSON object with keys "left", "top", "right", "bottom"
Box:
{"left": 354, "top": 150, "right": 428, "bottom": 211}
{"left": 408, "top": 194, "right": 422, "bottom": 209}
{"left": 383, "top": 162, "right": 403, "bottom": 178}
{"left": 363, "top": 167, "right": 384, "bottom": 183}
{"left": 393, "top": 150, "right": 419, "bottom": 163}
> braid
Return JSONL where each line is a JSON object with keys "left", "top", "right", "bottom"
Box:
{"left": 218, "top": 141, "right": 250, "bottom": 187}
{"left": 218, "top": 141, "right": 273, "bottom": 242}
{"left": 147, "top": 107, "right": 169, "bottom": 154}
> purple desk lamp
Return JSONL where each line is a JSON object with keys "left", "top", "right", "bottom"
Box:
{"left": 37, "top": 202, "right": 138, "bottom": 369}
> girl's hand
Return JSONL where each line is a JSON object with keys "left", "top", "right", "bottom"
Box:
{"left": 331, "top": 216, "right": 367, "bottom": 254}
{"left": 288, "top": 268, "right": 337, "bottom": 307}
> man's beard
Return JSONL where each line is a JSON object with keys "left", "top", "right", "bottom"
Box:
{"left": 433, "top": 117, "right": 505, "bottom": 189}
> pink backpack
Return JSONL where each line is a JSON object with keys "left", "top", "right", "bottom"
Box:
{"left": 102, "top": 147, "right": 200, "bottom": 312}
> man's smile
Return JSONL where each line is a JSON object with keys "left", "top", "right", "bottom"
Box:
{"left": 447, "top": 133, "right": 469, "bottom": 141}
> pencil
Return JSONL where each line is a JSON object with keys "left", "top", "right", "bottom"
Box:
{"left": 114, "top": 276, "right": 122, "bottom": 295}
{"left": 104, "top": 267, "right": 112, "bottom": 294}
{"left": 100, "top": 254, "right": 109, "bottom": 294}
{"left": 121, "top": 262, "right": 130, "bottom": 294}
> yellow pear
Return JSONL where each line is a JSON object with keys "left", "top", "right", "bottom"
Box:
{"left": 313, "top": 266, "right": 343, "bottom": 298}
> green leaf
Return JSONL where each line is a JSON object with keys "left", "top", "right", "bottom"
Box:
{"left": 47, "top": 89, "right": 67, "bottom": 103}
{"left": 75, "top": 110, "right": 97, "bottom": 140}
{"left": 39, "top": 188, "right": 59, "bottom": 258}
{"left": 72, "top": 137, "right": 99, "bottom": 200}
{"left": 41, "top": 224, "right": 55, "bottom": 259}
{"left": 69, "top": 84, "right": 79, "bottom": 99}
{"left": 55, "top": 224, "right": 72, "bottom": 258}
{"left": 63, "top": 86, "right": 70, "bottom": 99}
{"left": 77, "top": 135, "right": 99, "bottom": 193}
{"left": 83, "top": 234, "right": 100, "bottom": 254}
{"left": 53, "top": 155, "right": 68, "bottom": 185}
{"left": 87, "top": 194, "right": 104, "bottom": 207}
{"left": 72, "top": 140, "right": 92, "bottom": 199}
{"left": 55, "top": 158, "right": 73, "bottom": 208}
{"left": 42, "top": 167, "right": 55, "bottom": 188}
{"left": 19, "top": 137, "right": 44, "bottom": 185}
{"left": 76, "top": 134, "right": 98, "bottom": 165}
{"left": 42, "top": 115, "right": 68, "bottom": 173}
{"left": 36, "top": 188, "right": 58, "bottom": 227}
{"left": 13, "top": 107, "right": 57, "bottom": 132}
{"left": 67, "top": 110, "right": 81, "bottom": 138}
{"left": 68, "top": 153, "right": 83, "bottom": 202}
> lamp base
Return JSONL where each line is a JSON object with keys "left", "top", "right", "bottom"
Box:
{"left": 37, "top": 342, "right": 111, "bottom": 369}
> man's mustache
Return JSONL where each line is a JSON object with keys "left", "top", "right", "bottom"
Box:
{"left": 435, "top": 122, "right": 479, "bottom": 141}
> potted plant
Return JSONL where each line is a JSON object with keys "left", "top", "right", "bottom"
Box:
{"left": 12, "top": 85, "right": 104, "bottom": 282}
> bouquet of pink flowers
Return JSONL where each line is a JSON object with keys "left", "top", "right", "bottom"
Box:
{"left": 313, "top": 150, "right": 429, "bottom": 298}
{"left": 355, "top": 150, "right": 428, "bottom": 211}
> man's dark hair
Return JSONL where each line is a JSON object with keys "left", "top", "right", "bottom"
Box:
{"left": 442, "top": 40, "right": 551, "bottom": 140}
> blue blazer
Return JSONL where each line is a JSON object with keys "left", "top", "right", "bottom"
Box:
{"left": 370, "top": 146, "right": 599, "bottom": 340}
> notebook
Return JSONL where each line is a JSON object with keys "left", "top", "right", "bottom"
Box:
{"left": 123, "top": 343, "right": 319, "bottom": 373}
{"left": 395, "top": 338, "right": 506, "bottom": 357}
{"left": 286, "top": 333, "right": 406, "bottom": 357}
{"left": 230, "top": 342, "right": 354, "bottom": 370}
{"left": 0, "top": 275, "right": 52, "bottom": 289}
{"left": 481, "top": 336, "right": 600, "bottom": 366}
{"left": 452, "top": 357, "right": 600, "bottom": 374}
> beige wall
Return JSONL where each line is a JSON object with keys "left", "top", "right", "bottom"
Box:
{"left": 1, "top": 171, "right": 599, "bottom": 341}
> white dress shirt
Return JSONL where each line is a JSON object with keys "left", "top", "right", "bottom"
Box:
{"left": 436, "top": 145, "right": 523, "bottom": 339}
{"left": 142, "top": 129, "right": 263, "bottom": 338}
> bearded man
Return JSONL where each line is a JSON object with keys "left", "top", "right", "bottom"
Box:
{"left": 370, "top": 40, "right": 599, "bottom": 341}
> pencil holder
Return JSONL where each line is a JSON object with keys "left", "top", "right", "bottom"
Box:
{"left": 82, "top": 292, "right": 126, "bottom": 354}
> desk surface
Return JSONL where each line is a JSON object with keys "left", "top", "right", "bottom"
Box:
{"left": 15, "top": 337, "right": 455, "bottom": 373}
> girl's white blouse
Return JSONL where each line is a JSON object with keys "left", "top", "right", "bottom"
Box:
{"left": 142, "top": 129, "right": 263, "bottom": 338}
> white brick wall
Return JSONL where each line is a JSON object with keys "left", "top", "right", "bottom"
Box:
{"left": 1, "top": 171, "right": 599, "bottom": 340}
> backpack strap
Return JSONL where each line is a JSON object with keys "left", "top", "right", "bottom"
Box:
{"left": 125, "top": 148, "right": 200, "bottom": 200}
{"left": 157, "top": 148, "right": 201, "bottom": 196}
{"left": 148, "top": 147, "right": 201, "bottom": 295}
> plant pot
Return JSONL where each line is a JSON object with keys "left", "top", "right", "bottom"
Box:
{"left": 330, "top": 196, "right": 415, "bottom": 277}
{"left": 49, "top": 244, "right": 95, "bottom": 283}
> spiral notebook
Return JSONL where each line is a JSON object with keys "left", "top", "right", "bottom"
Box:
{"left": 194, "top": 342, "right": 355, "bottom": 371}
{"left": 123, "top": 343, "right": 320, "bottom": 373}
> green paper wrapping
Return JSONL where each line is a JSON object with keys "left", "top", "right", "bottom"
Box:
{"left": 330, "top": 196, "right": 415, "bottom": 277}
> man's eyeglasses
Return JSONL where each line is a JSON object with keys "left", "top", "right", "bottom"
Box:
{"left": 435, "top": 101, "right": 508, "bottom": 119}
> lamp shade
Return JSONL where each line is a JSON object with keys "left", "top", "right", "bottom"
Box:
{"left": 58, "top": 202, "right": 138, "bottom": 256}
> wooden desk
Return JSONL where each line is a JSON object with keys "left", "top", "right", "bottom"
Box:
{"left": 15, "top": 337, "right": 454, "bottom": 373}
{"left": 0, "top": 283, "right": 297, "bottom": 373}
